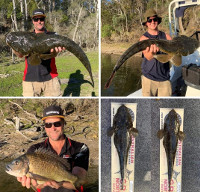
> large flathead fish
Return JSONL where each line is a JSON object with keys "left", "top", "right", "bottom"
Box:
{"left": 107, "top": 105, "right": 138, "bottom": 190}
{"left": 6, "top": 32, "right": 94, "bottom": 87}
{"left": 105, "top": 35, "right": 199, "bottom": 88}
{"left": 5, "top": 148, "right": 83, "bottom": 189}
{"left": 157, "top": 109, "right": 185, "bottom": 191}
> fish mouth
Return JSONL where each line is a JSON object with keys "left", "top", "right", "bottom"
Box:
{"left": 5, "top": 165, "right": 12, "bottom": 172}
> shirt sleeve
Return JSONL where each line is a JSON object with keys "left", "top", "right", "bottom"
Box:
{"left": 73, "top": 144, "right": 89, "bottom": 171}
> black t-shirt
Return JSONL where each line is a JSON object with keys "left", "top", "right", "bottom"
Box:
{"left": 27, "top": 135, "right": 89, "bottom": 192}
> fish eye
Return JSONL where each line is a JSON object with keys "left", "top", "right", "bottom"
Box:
{"left": 15, "top": 160, "right": 19, "bottom": 165}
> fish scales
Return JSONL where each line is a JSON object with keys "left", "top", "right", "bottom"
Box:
{"left": 158, "top": 109, "right": 185, "bottom": 191}
{"left": 105, "top": 35, "right": 199, "bottom": 88}
{"left": 108, "top": 105, "right": 138, "bottom": 190}
{"left": 5, "top": 148, "right": 79, "bottom": 186}
{"left": 6, "top": 32, "right": 94, "bottom": 87}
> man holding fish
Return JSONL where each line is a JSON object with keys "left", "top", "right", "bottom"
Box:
{"left": 140, "top": 9, "right": 172, "bottom": 96}
{"left": 13, "top": 9, "right": 65, "bottom": 97}
{"left": 15, "top": 105, "right": 89, "bottom": 192}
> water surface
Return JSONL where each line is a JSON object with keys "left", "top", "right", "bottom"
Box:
{"left": 101, "top": 54, "right": 142, "bottom": 96}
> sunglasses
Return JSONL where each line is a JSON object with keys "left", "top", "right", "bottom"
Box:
{"left": 44, "top": 121, "right": 62, "bottom": 128}
{"left": 147, "top": 18, "right": 158, "bottom": 23}
{"left": 33, "top": 17, "right": 45, "bottom": 22}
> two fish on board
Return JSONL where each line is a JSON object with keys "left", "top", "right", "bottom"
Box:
{"left": 108, "top": 106, "right": 185, "bottom": 191}
{"left": 6, "top": 32, "right": 94, "bottom": 87}
{"left": 105, "top": 35, "right": 200, "bottom": 88}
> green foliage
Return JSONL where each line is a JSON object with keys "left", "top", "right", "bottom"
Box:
{"left": 102, "top": 24, "right": 112, "bottom": 38}
{"left": 61, "top": 15, "right": 69, "bottom": 24}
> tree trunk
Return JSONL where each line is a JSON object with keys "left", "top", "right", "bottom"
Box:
{"left": 12, "top": 0, "right": 18, "bottom": 31}
{"left": 73, "top": 5, "right": 83, "bottom": 41}
{"left": 20, "top": 0, "right": 25, "bottom": 31}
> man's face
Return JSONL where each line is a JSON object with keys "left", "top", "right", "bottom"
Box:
{"left": 146, "top": 16, "right": 158, "bottom": 30}
{"left": 44, "top": 117, "right": 64, "bottom": 141}
{"left": 32, "top": 16, "right": 45, "bottom": 32}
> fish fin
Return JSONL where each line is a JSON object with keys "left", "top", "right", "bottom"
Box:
{"left": 126, "top": 169, "right": 133, "bottom": 179}
{"left": 74, "top": 177, "right": 86, "bottom": 189}
{"left": 178, "top": 131, "right": 185, "bottom": 141}
{"left": 104, "top": 71, "right": 116, "bottom": 89}
{"left": 28, "top": 172, "right": 49, "bottom": 182}
{"left": 30, "top": 184, "right": 37, "bottom": 192}
{"left": 107, "top": 126, "right": 114, "bottom": 137}
{"left": 28, "top": 53, "right": 41, "bottom": 66}
{"left": 157, "top": 129, "right": 164, "bottom": 139}
{"left": 170, "top": 55, "right": 182, "bottom": 66}
{"left": 153, "top": 54, "right": 172, "bottom": 63}
{"left": 130, "top": 127, "right": 138, "bottom": 138}
{"left": 39, "top": 52, "right": 57, "bottom": 60}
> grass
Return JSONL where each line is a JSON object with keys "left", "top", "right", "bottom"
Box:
{"left": 0, "top": 51, "right": 98, "bottom": 97}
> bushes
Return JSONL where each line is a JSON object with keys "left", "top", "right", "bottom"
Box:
{"left": 102, "top": 24, "right": 112, "bottom": 38}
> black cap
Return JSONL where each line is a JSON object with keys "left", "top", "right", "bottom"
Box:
{"left": 42, "top": 105, "right": 64, "bottom": 121}
{"left": 32, "top": 9, "right": 46, "bottom": 18}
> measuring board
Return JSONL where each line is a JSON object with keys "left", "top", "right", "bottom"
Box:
{"left": 159, "top": 108, "right": 184, "bottom": 192}
{"left": 111, "top": 102, "right": 137, "bottom": 192}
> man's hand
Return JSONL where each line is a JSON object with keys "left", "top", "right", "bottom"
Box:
{"left": 50, "top": 47, "right": 66, "bottom": 53}
{"left": 143, "top": 44, "right": 159, "bottom": 60}
{"left": 17, "top": 176, "right": 38, "bottom": 189}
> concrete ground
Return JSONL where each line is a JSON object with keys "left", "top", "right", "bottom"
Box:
{"left": 101, "top": 98, "right": 200, "bottom": 192}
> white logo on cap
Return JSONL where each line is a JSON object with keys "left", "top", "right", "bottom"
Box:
{"left": 34, "top": 11, "right": 44, "bottom": 15}
{"left": 46, "top": 111, "right": 59, "bottom": 115}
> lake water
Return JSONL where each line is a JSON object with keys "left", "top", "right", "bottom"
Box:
{"left": 101, "top": 54, "right": 142, "bottom": 96}
{"left": 0, "top": 160, "right": 98, "bottom": 192}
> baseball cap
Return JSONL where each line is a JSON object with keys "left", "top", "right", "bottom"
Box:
{"left": 32, "top": 9, "right": 46, "bottom": 18}
{"left": 42, "top": 105, "right": 64, "bottom": 121}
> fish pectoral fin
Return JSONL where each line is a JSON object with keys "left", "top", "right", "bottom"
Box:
{"left": 157, "top": 129, "right": 164, "bottom": 139}
{"left": 28, "top": 172, "right": 50, "bottom": 182}
{"left": 178, "top": 131, "right": 186, "bottom": 141}
{"left": 31, "top": 184, "right": 37, "bottom": 192}
{"left": 170, "top": 54, "right": 182, "bottom": 67}
{"left": 153, "top": 54, "right": 172, "bottom": 63}
{"left": 28, "top": 53, "right": 41, "bottom": 66}
{"left": 107, "top": 126, "right": 114, "bottom": 136}
{"left": 130, "top": 127, "right": 139, "bottom": 138}
{"left": 40, "top": 52, "right": 57, "bottom": 60}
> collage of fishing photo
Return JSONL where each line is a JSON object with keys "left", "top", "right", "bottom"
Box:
{"left": 0, "top": 0, "right": 200, "bottom": 192}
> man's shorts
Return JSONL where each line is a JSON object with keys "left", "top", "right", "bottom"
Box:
{"left": 142, "top": 75, "right": 172, "bottom": 97}
{"left": 23, "top": 77, "right": 62, "bottom": 97}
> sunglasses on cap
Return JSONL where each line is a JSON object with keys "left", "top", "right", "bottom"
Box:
{"left": 44, "top": 121, "right": 62, "bottom": 128}
{"left": 33, "top": 17, "right": 45, "bottom": 22}
{"left": 147, "top": 17, "right": 158, "bottom": 23}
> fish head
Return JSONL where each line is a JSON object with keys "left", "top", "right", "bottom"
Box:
{"left": 164, "top": 109, "right": 180, "bottom": 134}
{"left": 6, "top": 32, "right": 33, "bottom": 55}
{"left": 5, "top": 155, "right": 29, "bottom": 177}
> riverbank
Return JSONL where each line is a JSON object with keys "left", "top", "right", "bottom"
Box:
{"left": 101, "top": 41, "right": 142, "bottom": 56}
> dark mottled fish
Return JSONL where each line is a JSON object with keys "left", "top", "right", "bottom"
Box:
{"left": 5, "top": 148, "right": 84, "bottom": 189}
{"left": 105, "top": 35, "right": 199, "bottom": 88}
{"left": 107, "top": 105, "right": 138, "bottom": 190}
{"left": 6, "top": 32, "right": 94, "bottom": 87}
{"left": 157, "top": 109, "right": 185, "bottom": 191}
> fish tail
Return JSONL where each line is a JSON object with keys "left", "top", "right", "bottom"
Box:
{"left": 104, "top": 71, "right": 116, "bottom": 89}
